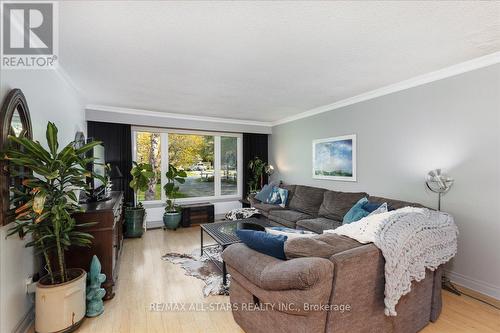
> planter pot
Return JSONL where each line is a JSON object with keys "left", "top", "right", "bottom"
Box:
{"left": 35, "top": 268, "right": 86, "bottom": 333}
{"left": 163, "top": 212, "right": 182, "bottom": 230}
{"left": 125, "top": 207, "right": 145, "bottom": 238}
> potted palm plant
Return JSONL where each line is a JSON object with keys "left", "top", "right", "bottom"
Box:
{"left": 125, "top": 161, "right": 155, "bottom": 237}
{"left": 163, "top": 164, "right": 187, "bottom": 230}
{"left": 4, "top": 122, "right": 101, "bottom": 333}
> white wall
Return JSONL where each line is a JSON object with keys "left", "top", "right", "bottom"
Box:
{"left": 269, "top": 64, "right": 500, "bottom": 299}
{"left": 0, "top": 69, "right": 85, "bottom": 333}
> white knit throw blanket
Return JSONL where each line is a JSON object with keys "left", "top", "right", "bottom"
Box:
{"left": 324, "top": 207, "right": 458, "bottom": 316}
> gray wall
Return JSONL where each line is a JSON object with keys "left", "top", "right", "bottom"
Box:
{"left": 0, "top": 69, "right": 85, "bottom": 333}
{"left": 269, "top": 64, "right": 500, "bottom": 299}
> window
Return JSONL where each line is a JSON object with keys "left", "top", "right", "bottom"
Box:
{"left": 134, "top": 131, "right": 162, "bottom": 201}
{"left": 220, "top": 136, "right": 238, "bottom": 195}
{"left": 168, "top": 133, "right": 214, "bottom": 198}
{"left": 132, "top": 128, "right": 242, "bottom": 203}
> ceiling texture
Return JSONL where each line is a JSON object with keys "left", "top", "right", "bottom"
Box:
{"left": 59, "top": 1, "right": 500, "bottom": 123}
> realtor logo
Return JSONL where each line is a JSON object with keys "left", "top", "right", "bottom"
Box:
{"left": 1, "top": 1, "right": 58, "bottom": 69}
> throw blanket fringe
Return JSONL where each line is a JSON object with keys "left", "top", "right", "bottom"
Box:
{"left": 325, "top": 207, "right": 458, "bottom": 316}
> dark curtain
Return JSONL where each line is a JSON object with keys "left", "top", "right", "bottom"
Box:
{"left": 87, "top": 121, "right": 134, "bottom": 205}
{"left": 243, "top": 133, "right": 269, "bottom": 198}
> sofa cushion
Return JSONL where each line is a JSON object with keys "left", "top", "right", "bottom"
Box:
{"left": 368, "top": 196, "right": 425, "bottom": 210}
{"left": 288, "top": 185, "right": 326, "bottom": 216}
{"left": 296, "top": 217, "right": 342, "bottom": 234}
{"left": 268, "top": 209, "right": 313, "bottom": 229}
{"left": 284, "top": 233, "right": 362, "bottom": 259}
{"left": 222, "top": 243, "right": 334, "bottom": 291}
{"left": 252, "top": 201, "right": 284, "bottom": 213}
{"left": 319, "top": 190, "right": 368, "bottom": 221}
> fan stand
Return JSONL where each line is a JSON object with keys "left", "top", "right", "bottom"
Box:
{"left": 442, "top": 275, "right": 462, "bottom": 296}
{"left": 432, "top": 192, "right": 462, "bottom": 296}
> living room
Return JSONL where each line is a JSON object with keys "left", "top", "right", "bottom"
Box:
{"left": 0, "top": 1, "right": 499, "bottom": 333}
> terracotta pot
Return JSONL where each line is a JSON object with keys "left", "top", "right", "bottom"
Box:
{"left": 35, "top": 268, "right": 86, "bottom": 333}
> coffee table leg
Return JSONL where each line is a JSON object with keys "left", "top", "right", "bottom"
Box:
{"left": 200, "top": 227, "right": 203, "bottom": 256}
{"left": 222, "top": 245, "right": 227, "bottom": 286}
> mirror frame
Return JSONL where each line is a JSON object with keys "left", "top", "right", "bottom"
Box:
{"left": 0, "top": 88, "right": 33, "bottom": 226}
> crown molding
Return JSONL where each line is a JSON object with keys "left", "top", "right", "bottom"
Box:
{"left": 85, "top": 104, "right": 273, "bottom": 127}
{"left": 273, "top": 52, "right": 500, "bottom": 126}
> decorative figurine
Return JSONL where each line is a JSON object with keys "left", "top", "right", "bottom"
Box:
{"left": 86, "top": 255, "right": 106, "bottom": 317}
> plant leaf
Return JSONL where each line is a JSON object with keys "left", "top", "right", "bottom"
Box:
{"left": 46, "top": 122, "right": 59, "bottom": 156}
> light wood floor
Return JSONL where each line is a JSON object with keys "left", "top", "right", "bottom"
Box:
{"left": 32, "top": 227, "right": 500, "bottom": 333}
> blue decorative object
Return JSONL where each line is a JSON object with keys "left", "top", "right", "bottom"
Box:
{"left": 343, "top": 197, "right": 369, "bottom": 224}
{"left": 362, "top": 201, "right": 382, "bottom": 213}
{"left": 236, "top": 229, "right": 288, "bottom": 260}
{"left": 277, "top": 188, "right": 289, "bottom": 207}
{"left": 267, "top": 226, "right": 312, "bottom": 234}
{"left": 86, "top": 255, "right": 106, "bottom": 317}
{"left": 267, "top": 186, "right": 282, "bottom": 205}
{"left": 255, "top": 184, "right": 273, "bottom": 202}
{"left": 367, "top": 202, "right": 388, "bottom": 216}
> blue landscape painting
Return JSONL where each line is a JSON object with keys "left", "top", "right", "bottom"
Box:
{"left": 314, "top": 138, "right": 354, "bottom": 178}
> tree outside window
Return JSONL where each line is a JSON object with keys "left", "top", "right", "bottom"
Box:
{"left": 135, "top": 132, "right": 161, "bottom": 201}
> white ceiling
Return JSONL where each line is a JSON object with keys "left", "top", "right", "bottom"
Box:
{"left": 59, "top": 1, "right": 500, "bottom": 123}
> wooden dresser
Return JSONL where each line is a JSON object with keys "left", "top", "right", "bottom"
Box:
{"left": 67, "top": 191, "right": 124, "bottom": 300}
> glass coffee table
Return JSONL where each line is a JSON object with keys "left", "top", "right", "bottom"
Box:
{"left": 200, "top": 218, "right": 272, "bottom": 286}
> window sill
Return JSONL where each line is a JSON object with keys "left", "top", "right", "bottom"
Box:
{"left": 140, "top": 195, "right": 241, "bottom": 209}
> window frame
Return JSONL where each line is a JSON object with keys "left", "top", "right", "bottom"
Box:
{"left": 131, "top": 126, "right": 243, "bottom": 205}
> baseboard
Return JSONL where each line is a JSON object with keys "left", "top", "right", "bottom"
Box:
{"left": 146, "top": 215, "right": 227, "bottom": 230}
{"left": 215, "top": 213, "right": 226, "bottom": 221}
{"left": 446, "top": 270, "right": 500, "bottom": 301}
{"left": 13, "top": 305, "right": 34, "bottom": 333}
{"left": 146, "top": 220, "right": 164, "bottom": 229}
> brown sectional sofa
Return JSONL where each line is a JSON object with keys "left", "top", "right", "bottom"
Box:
{"left": 249, "top": 184, "right": 424, "bottom": 233}
{"left": 224, "top": 184, "right": 438, "bottom": 333}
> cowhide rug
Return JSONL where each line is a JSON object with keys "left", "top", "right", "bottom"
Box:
{"left": 161, "top": 246, "right": 230, "bottom": 296}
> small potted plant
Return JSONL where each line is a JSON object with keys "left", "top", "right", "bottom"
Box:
{"left": 125, "top": 161, "right": 155, "bottom": 237}
{"left": 163, "top": 164, "right": 187, "bottom": 230}
{"left": 4, "top": 122, "right": 100, "bottom": 333}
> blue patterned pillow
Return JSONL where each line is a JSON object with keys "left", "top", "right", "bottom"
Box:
{"left": 277, "top": 188, "right": 289, "bottom": 208}
{"left": 267, "top": 186, "right": 282, "bottom": 205}
{"left": 362, "top": 201, "right": 382, "bottom": 213}
{"left": 368, "top": 202, "right": 388, "bottom": 216}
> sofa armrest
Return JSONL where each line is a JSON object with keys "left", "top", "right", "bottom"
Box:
{"left": 222, "top": 243, "right": 333, "bottom": 291}
{"left": 247, "top": 193, "right": 259, "bottom": 205}
{"left": 329, "top": 244, "right": 384, "bottom": 298}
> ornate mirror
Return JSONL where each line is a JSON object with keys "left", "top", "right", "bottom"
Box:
{"left": 0, "top": 89, "right": 33, "bottom": 225}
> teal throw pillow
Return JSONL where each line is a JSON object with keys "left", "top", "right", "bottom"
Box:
{"left": 255, "top": 184, "right": 272, "bottom": 202}
{"left": 343, "top": 197, "right": 369, "bottom": 224}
